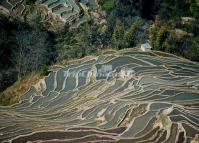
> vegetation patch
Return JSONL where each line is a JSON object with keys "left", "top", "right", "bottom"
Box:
{"left": 157, "top": 114, "right": 172, "bottom": 130}
{"left": 100, "top": 0, "right": 114, "bottom": 12}
{"left": 0, "top": 72, "right": 41, "bottom": 106}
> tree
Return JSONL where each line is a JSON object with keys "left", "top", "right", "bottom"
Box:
{"left": 149, "top": 16, "right": 161, "bottom": 49}
{"left": 149, "top": 15, "right": 170, "bottom": 51}
{"left": 156, "top": 25, "right": 168, "bottom": 51}
{"left": 164, "top": 33, "right": 192, "bottom": 56}
{"left": 100, "top": 0, "right": 114, "bottom": 12}
{"left": 14, "top": 27, "right": 51, "bottom": 80}
{"left": 112, "top": 19, "right": 125, "bottom": 49}
{"left": 55, "top": 22, "right": 101, "bottom": 61}
{"left": 124, "top": 20, "right": 141, "bottom": 47}
{"left": 184, "top": 37, "right": 199, "bottom": 61}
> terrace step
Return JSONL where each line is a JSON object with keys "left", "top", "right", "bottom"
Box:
{"left": 0, "top": 50, "right": 199, "bottom": 142}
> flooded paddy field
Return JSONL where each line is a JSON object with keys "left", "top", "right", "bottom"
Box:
{"left": 1, "top": 49, "right": 199, "bottom": 143}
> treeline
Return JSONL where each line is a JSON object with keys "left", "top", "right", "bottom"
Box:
{"left": 99, "top": 0, "right": 199, "bottom": 61}
{"left": 149, "top": 16, "right": 199, "bottom": 61}
{"left": 148, "top": 0, "right": 199, "bottom": 61}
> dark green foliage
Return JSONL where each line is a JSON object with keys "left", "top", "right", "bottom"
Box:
{"left": 0, "top": 69, "right": 17, "bottom": 92}
{"left": 99, "top": 0, "right": 114, "bottom": 12}
{"left": 0, "top": 17, "right": 17, "bottom": 69}
{"left": 184, "top": 37, "right": 199, "bottom": 61}
{"left": 40, "top": 65, "right": 49, "bottom": 76}
{"left": 55, "top": 22, "right": 102, "bottom": 61}
{"left": 25, "top": 0, "right": 37, "bottom": 5}
{"left": 112, "top": 19, "right": 125, "bottom": 49}
{"left": 145, "top": 0, "right": 199, "bottom": 62}
{"left": 149, "top": 17, "right": 199, "bottom": 62}
{"left": 154, "top": 0, "right": 193, "bottom": 20}
{"left": 0, "top": 16, "right": 18, "bottom": 92}
{"left": 0, "top": 15, "right": 56, "bottom": 92}
{"left": 165, "top": 34, "right": 191, "bottom": 55}
{"left": 124, "top": 19, "right": 143, "bottom": 47}
{"left": 140, "top": 0, "right": 155, "bottom": 20}
{"left": 190, "top": 0, "right": 199, "bottom": 18}
{"left": 14, "top": 26, "right": 55, "bottom": 80}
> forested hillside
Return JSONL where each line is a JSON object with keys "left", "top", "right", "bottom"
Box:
{"left": 0, "top": 15, "right": 56, "bottom": 93}
{"left": 0, "top": 0, "right": 199, "bottom": 105}
{"left": 99, "top": 0, "right": 199, "bottom": 59}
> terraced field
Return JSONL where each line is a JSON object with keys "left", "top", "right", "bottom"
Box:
{"left": 0, "top": 0, "right": 27, "bottom": 17}
{"left": 41, "top": 0, "right": 97, "bottom": 26}
{"left": 1, "top": 49, "right": 199, "bottom": 143}
{"left": 0, "top": 0, "right": 97, "bottom": 27}
{"left": 42, "top": 0, "right": 81, "bottom": 23}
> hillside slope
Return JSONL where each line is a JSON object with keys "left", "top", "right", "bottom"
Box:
{"left": 0, "top": 49, "right": 199, "bottom": 142}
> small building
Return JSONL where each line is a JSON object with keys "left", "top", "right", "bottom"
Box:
{"left": 141, "top": 43, "right": 152, "bottom": 52}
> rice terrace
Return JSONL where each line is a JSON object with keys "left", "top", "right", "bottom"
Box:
{"left": 0, "top": 0, "right": 98, "bottom": 28}
{"left": 0, "top": 49, "right": 199, "bottom": 143}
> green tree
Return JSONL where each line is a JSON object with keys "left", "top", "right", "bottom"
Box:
{"left": 156, "top": 25, "right": 169, "bottom": 51}
{"left": 112, "top": 19, "right": 125, "bottom": 49}
{"left": 184, "top": 37, "right": 199, "bottom": 61}
{"left": 124, "top": 20, "right": 141, "bottom": 47}
{"left": 55, "top": 22, "right": 101, "bottom": 61}
{"left": 149, "top": 16, "right": 169, "bottom": 51}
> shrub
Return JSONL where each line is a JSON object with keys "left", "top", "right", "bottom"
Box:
{"left": 40, "top": 65, "right": 49, "bottom": 76}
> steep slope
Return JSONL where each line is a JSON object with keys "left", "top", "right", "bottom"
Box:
{"left": 1, "top": 49, "right": 199, "bottom": 143}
